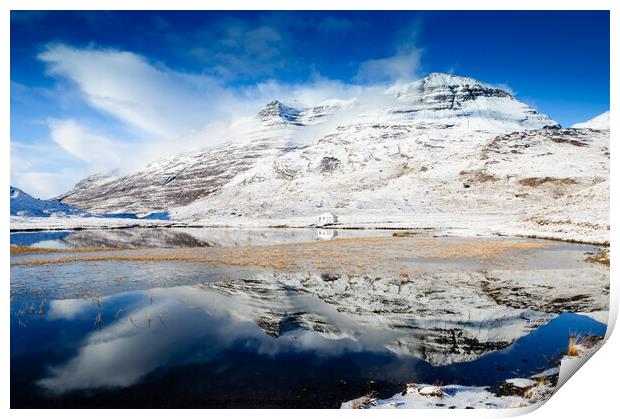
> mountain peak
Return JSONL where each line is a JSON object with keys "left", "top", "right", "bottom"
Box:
{"left": 385, "top": 72, "right": 542, "bottom": 127}
{"left": 257, "top": 100, "right": 303, "bottom": 126}
{"left": 572, "top": 111, "right": 610, "bottom": 130}
{"left": 419, "top": 72, "right": 512, "bottom": 97}
{"left": 423, "top": 72, "right": 477, "bottom": 84}
{"left": 56, "top": 72, "right": 569, "bottom": 217}
{"left": 424, "top": 72, "right": 481, "bottom": 84}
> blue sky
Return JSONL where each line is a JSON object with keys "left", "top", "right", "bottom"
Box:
{"left": 10, "top": 10, "right": 610, "bottom": 198}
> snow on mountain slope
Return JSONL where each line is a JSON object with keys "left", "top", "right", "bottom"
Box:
{"left": 58, "top": 137, "right": 304, "bottom": 215}
{"left": 171, "top": 125, "right": 608, "bottom": 242}
{"left": 519, "top": 179, "right": 609, "bottom": 244}
{"left": 386, "top": 73, "right": 554, "bottom": 130}
{"left": 572, "top": 111, "right": 610, "bottom": 130}
{"left": 55, "top": 170, "right": 120, "bottom": 202}
{"left": 59, "top": 73, "right": 556, "bottom": 213}
{"left": 54, "top": 73, "right": 609, "bottom": 242}
{"left": 10, "top": 186, "right": 87, "bottom": 217}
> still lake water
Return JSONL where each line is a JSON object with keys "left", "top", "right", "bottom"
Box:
{"left": 10, "top": 228, "right": 609, "bottom": 408}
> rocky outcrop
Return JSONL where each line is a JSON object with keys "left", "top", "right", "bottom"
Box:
{"left": 257, "top": 100, "right": 303, "bottom": 126}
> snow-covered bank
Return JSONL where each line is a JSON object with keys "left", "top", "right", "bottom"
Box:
{"left": 342, "top": 383, "right": 538, "bottom": 409}
{"left": 10, "top": 215, "right": 172, "bottom": 231}
{"left": 342, "top": 338, "right": 604, "bottom": 409}
{"left": 10, "top": 185, "right": 172, "bottom": 231}
{"left": 10, "top": 210, "right": 609, "bottom": 245}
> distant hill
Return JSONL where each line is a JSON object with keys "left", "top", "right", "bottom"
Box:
{"left": 11, "top": 186, "right": 87, "bottom": 217}
{"left": 572, "top": 111, "right": 610, "bottom": 130}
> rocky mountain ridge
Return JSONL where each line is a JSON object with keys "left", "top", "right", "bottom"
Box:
{"left": 48, "top": 73, "right": 609, "bottom": 242}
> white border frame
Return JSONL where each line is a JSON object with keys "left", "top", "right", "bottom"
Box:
{"left": 2, "top": 1, "right": 616, "bottom": 418}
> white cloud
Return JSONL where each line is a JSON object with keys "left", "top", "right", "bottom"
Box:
{"left": 356, "top": 19, "right": 423, "bottom": 83}
{"left": 48, "top": 298, "right": 94, "bottom": 320}
{"left": 39, "top": 45, "right": 225, "bottom": 139}
{"left": 48, "top": 119, "right": 133, "bottom": 170}
{"left": 11, "top": 169, "right": 85, "bottom": 199}
{"left": 356, "top": 47, "right": 423, "bottom": 83}
{"left": 33, "top": 45, "right": 372, "bottom": 175}
{"left": 10, "top": 141, "right": 87, "bottom": 198}
{"left": 37, "top": 286, "right": 394, "bottom": 395}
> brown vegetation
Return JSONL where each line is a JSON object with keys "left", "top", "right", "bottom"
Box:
{"left": 518, "top": 177, "right": 577, "bottom": 187}
{"left": 459, "top": 170, "right": 498, "bottom": 183}
{"left": 566, "top": 334, "right": 603, "bottom": 357}
{"left": 12, "top": 236, "right": 552, "bottom": 275}
{"left": 550, "top": 137, "right": 588, "bottom": 147}
{"left": 585, "top": 249, "right": 609, "bottom": 266}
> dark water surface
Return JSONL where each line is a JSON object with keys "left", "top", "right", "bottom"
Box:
{"left": 10, "top": 229, "right": 608, "bottom": 408}
{"left": 9, "top": 286, "right": 605, "bottom": 408}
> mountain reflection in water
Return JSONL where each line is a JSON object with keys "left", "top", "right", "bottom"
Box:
{"left": 10, "top": 229, "right": 609, "bottom": 408}
{"left": 10, "top": 228, "right": 391, "bottom": 249}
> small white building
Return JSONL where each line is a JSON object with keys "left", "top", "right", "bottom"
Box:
{"left": 317, "top": 212, "right": 338, "bottom": 225}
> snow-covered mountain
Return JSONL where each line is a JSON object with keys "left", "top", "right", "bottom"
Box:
{"left": 56, "top": 73, "right": 609, "bottom": 242}
{"left": 572, "top": 111, "right": 610, "bottom": 130}
{"left": 10, "top": 186, "right": 87, "bottom": 217}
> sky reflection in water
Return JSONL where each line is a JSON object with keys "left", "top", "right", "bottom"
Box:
{"left": 11, "top": 282, "right": 606, "bottom": 408}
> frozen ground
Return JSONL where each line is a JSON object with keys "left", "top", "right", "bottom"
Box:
{"left": 10, "top": 215, "right": 169, "bottom": 231}
{"left": 10, "top": 207, "right": 609, "bottom": 245}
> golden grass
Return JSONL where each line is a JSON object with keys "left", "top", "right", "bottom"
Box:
{"left": 566, "top": 334, "right": 603, "bottom": 357}
{"left": 11, "top": 246, "right": 64, "bottom": 254}
{"left": 11, "top": 236, "right": 552, "bottom": 274}
{"left": 566, "top": 335, "right": 581, "bottom": 357}
{"left": 586, "top": 249, "right": 610, "bottom": 266}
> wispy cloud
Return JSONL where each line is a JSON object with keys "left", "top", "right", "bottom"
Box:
{"left": 316, "top": 16, "right": 356, "bottom": 35}
{"left": 47, "top": 119, "right": 136, "bottom": 171}
{"left": 39, "top": 45, "right": 225, "bottom": 139}
{"left": 33, "top": 44, "right": 371, "bottom": 174}
{"left": 144, "top": 12, "right": 360, "bottom": 83}
{"left": 356, "top": 19, "right": 423, "bottom": 83}
{"left": 10, "top": 141, "right": 87, "bottom": 198}
{"left": 356, "top": 47, "right": 423, "bottom": 83}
